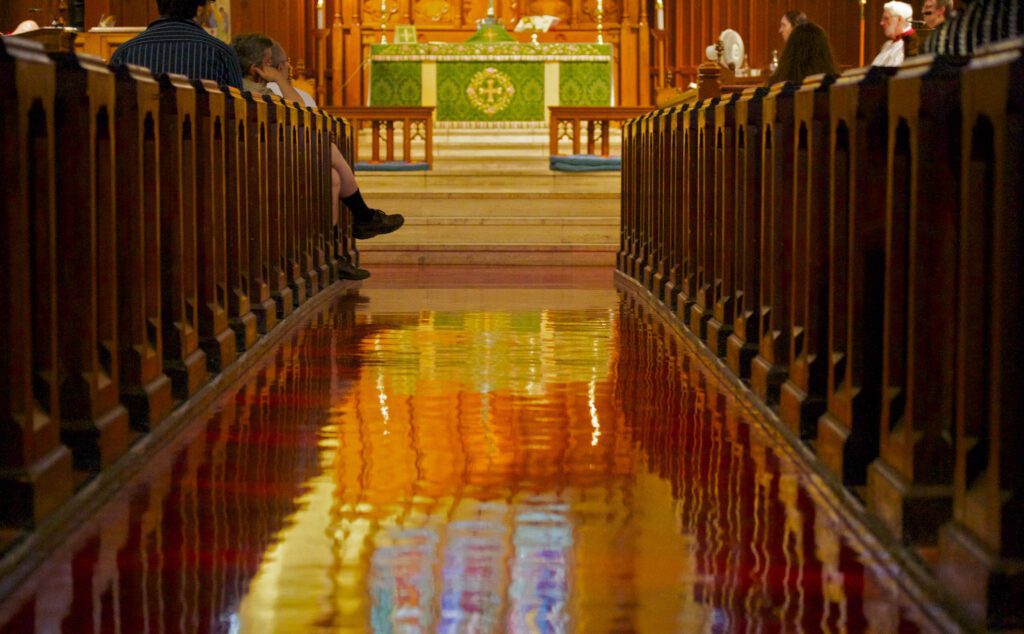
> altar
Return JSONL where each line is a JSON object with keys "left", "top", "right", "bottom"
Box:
{"left": 368, "top": 41, "right": 613, "bottom": 124}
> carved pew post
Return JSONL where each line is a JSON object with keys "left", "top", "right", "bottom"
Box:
{"left": 243, "top": 92, "right": 278, "bottom": 334}
{"left": 751, "top": 81, "right": 799, "bottom": 406}
{"left": 866, "top": 56, "right": 965, "bottom": 545}
{"left": 222, "top": 87, "right": 259, "bottom": 350}
{"left": 661, "top": 106, "right": 683, "bottom": 309}
{"left": 635, "top": 112, "right": 652, "bottom": 285}
{"left": 263, "top": 95, "right": 295, "bottom": 319}
{"left": 331, "top": 114, "right": 358, "bottom": 271}
{"left": 191, "top": 79, "right": 237, "bottom": 372}
{"left": 675, "top": 105, "right": 700, "bottom": 324}
{"left": 937, "top": 40, "right": 1024, "bottom": 630}
{"left": 50, "top": 52, "right": 130, "bottom": 473}
{"left": 780, "top": 74, "right": 838, "bottom": 441}
{"left": 644, "top": 109, "right": 667, "bottom": 297}
{"left": 308, "top": 107, "right": 334, "bottom": 285}
{"left": 690, "top": 97, "right": 721, "bottom": 341}
{"left": 110, "top": 64, "right": 173, "bottom": 430}
{"left": 0, "top": 37, "right": 74, "bottom": 527}
{"left": 816, "top": 67, "right": 896, "bottom": 486}
{"left": 707, "top": 94, "right": 741, "bottom": 357}
{"left": 725, "top": 87, "right": 768, "bottom": 380}
{"left": 617, "top": 116, "right": 635, "bottom": 274}
{"left": 294, "top": 104, "right": 320, "bottom": 298}
{"left": 284, "top": 102, "right": 308, "bottom": 307}
{"left": 155, "top": 72, "right": 208, "bottom": 400}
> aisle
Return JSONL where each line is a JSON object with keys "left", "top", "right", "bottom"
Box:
{"left": 0, "top": 267, "right": 934, "bottom": 633}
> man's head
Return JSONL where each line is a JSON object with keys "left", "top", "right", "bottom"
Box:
{"left": 232, "top": 33, "right": 273, "bottom": 80}
{"left": 922, "top": 0, "right": 953, "bottom": 28}
{"left": 269, "top": 40, "right": 291, "bottom": 76}
{"left": 881, "top": 1, "right": 914, "bottom": 38}
{"left": 156, "top": 0, "right": 209, "bottom": 20}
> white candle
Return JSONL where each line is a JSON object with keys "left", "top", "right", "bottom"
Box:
{"left": 656, "top": 7, "right": 664, "bottom": 30}
{"left": 597, "top": 0, "right": 603, "bottom": 13}
{"left": 316, "top": 0, "right": 325, "bottom": 29}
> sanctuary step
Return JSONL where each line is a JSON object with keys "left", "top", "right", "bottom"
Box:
{"left": 355, "top": 126, "right": 622, "bottom": 266}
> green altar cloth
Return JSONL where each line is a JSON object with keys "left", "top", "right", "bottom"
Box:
{"left": 369, "top": 42, "right": 613, "bottom": 124}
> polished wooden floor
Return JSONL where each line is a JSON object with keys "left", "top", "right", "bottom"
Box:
{"left": 0, "top": 267, "right": 940, "bottom": 632}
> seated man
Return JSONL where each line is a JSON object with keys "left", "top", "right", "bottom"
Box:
{"left": 110, "top": 0, "right": 244, "bottom": 89}
{"left": 233, "top": 33, "right": 403, "bottom": 257}
{"left": 871, "top": 1, "right": 916, "bottom": 66}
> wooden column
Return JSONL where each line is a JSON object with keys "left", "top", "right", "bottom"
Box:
{"left": 938, "top": 39, "right": 1024, "bottom": 630}
{"left": 243, "top": 91, "right": 278, "bottom": 334}
{"left": 263, "top": 95, "right": 295, "bottom": 319}
{"left": 0, "top": 37, "right": 74, "bottom": 528}
{"left": 191, "top": 79, "right": 238, "bottom": 373}
{"left": 222, "top": 87, "right": 259, "bottom": 351}
{"left": 816, "top": 66, "right": 896, "bottom": 487}
{"left": 110, "top": 64, "right": 173, "bottom": 431}
{"left": 725, "top": 87, "right": 768, "bottom": 381}
{"left": 155, "top": 72, "right": 208, "bottom": 401}
{"left": 50, "top": 52, "right": 130, "bottom": 474}
{"left": 867, "top": 55, "right": 965, "bottom": 545}
{"left": 706, "top": 93, "right": 741, "bottom": 358}
{"left": 751, "top": 81, "right": 799, "bottom": 406}
{"left": 780, "top": 74, "right": 838, "bottom": 441}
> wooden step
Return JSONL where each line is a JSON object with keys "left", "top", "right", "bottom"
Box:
{"left": 363, "top": 216, "right": 619, "bottom": 244}
{"left": 357, "top": 243, "right": 617, "bottom": 266}
{"left": 363, "top": 191, "right": 620, "bottom": 217}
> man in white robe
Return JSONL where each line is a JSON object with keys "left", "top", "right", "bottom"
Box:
{"left": 871, "top": 1, "right": 915, "bottom": 66}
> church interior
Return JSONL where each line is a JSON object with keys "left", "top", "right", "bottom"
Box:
{"left": 1, "top": 0, "right": 1021, "bottom": 631}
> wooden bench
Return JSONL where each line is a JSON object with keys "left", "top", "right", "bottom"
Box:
{"left": 0, "top": 41, "right": 356, "bottom": 535}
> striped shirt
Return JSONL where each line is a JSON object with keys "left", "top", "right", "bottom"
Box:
{"left": 109, "top": 18, "right": 243, "bottom": 90}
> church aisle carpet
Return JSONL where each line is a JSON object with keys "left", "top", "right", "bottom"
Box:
{"left": 0, "top": 267, "right": 939, "bottom": 632}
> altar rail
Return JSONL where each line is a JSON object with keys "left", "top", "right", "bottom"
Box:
{"left": 619, "top": 40, "right": 1023, "bottom": 631}
{"left": 548, "top": 106, "right": 652, "bottom": 157}
{"left": 324, "top": 106, "right": 434, "bottom": 168}
{"left": 0, "top": 38, "right": 358, "bottom": 542}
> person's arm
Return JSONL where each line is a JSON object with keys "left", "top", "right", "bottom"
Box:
{"left": 253, "top": 64, "right": 303, "bottom": 104}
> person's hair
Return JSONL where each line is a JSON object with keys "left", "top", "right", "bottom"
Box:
{"left": 269, "top": 40, "right": 288, "bottom": 68}
{"left": 931, "top": 0, "right": 955, "bottom": 15}
{"left": 783, "top": 10, "right": 809, "bottom": 27}
{"left": 232, "top": 33, "right": 273, "bottom": 74}
{"left": 156, "top": 0, "right": 207, "bottom": 20}
{"left": 768, "top": 22, "right": 838, "bottom": 85}
{"left": 883, "top": 1, "right": 914, "bottom": 20}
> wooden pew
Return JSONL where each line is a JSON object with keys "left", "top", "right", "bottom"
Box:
{"left": 0, "top": 36, "right": 74, "bottom": 528}
{"left": 330, "top": 114, "right": 359, "bottom": 273}
{"left": 675, "top": 104, "right": 700, "bottom": 324}
{"left": 751, "top": 81, "right": 800, "bottom": 406}
{"left": 937, "top": 38, "right": 1024, "bottom": 630}
{"left": 283, "top": 101, "right": 308, "bottom": 308}
{"left": 308, "top": 107, "right": 333, "bottom": 285}
{"left": 690, "top": 95, "right": 731, "bottom": 343}
{"left": 155, "top": 72, "right": 208, "bottom": 400}
{"left": 644, "top": 108, "right": 669, "bottom": 297}
{"left": 866, "top": 55, "right": 965, "bottom": 545}
{"left": 110, "top": 63, "right": 173, "bottom": 430}
{"left": 243, "top": 91, "right": 279, "bottom": 334}
{"left": 661, "top": 105, "right": 688, "bottom": 311}
{"left": 262, "top": 94, "right": 296, "bottom": 319}
{"left": 191, "top": 79, "right": 238, "bottom": 372}
{"left": 293, "top": 104, "right": 321, "bottom": 297}
{"left": 618, "top": 115, "right": 639, "bottom": 276}
{"left": 779, "top": 73, "right": 838, "bottom": 441}
{"left": 816, "top": 66, "right": 897, "bottom": 487}
{"left": 222, "top": 86, "right": 259, "bottom": 350}
{"left": 706, "top": 93, "right": 741, "bottom": 357}
{"left": 725, "top": 87, "right": 769, "bottom": 380}
{"left": 50, "top": 52, "right": 131, "bottom": 473}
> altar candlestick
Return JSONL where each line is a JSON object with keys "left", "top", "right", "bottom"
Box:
{"left": 596, "top": 0, "right": 604, "bottom": 44}
{"left": 655, "top": 0, "right": 664, "bottom": 30}
{"left": 316, "top": 0, "right": 325, "bottom": 30}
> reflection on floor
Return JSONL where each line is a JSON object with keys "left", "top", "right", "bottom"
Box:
{"left": 0, "top": 267, "right": 940, "bottom": 632}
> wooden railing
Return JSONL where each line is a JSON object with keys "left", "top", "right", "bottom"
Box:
{"left": 324, "top": 106, "right": 433, "bottom": 168}
{"left": 0, "top": 37, "right": 357, "bottom": 537}
{"left": 548, "top": 106, "right": 651, "bottom": 157}
{"left": 619, "top": 40, "right": 1024, "bottom": 631}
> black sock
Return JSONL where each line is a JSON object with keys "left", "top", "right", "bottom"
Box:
{"left": 341, "top": 190, "right": 375, "bottom": 223}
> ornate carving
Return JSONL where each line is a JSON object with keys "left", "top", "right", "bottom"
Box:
{"left": 363, "top": 0, "right": 399, "bottom": 21}
{"left": 413, "top": 0, "right": 451, "bottom": 22}
{"left": 579, "top": 0, "right": 619, "bottom": 22}
{"left": 528, "top": 0, "right": 569, "bottom": 20}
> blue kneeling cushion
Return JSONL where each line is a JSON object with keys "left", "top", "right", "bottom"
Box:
{"left": 549, "top": 154, "right": 622, "bottom": 172}
{"left": 355, "top": 161, "right": 431, "bottom": 172}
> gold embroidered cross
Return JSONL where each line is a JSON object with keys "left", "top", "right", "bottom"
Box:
{"left": 479, "top": 79, "right": 503, "bottom": 103}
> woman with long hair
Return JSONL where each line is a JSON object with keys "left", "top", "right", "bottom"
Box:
{"left": 779, "top": 9, "right": 808, "bottom": 42}
{"left": 768, "top": 22, "right": 838, "bottom": 85}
